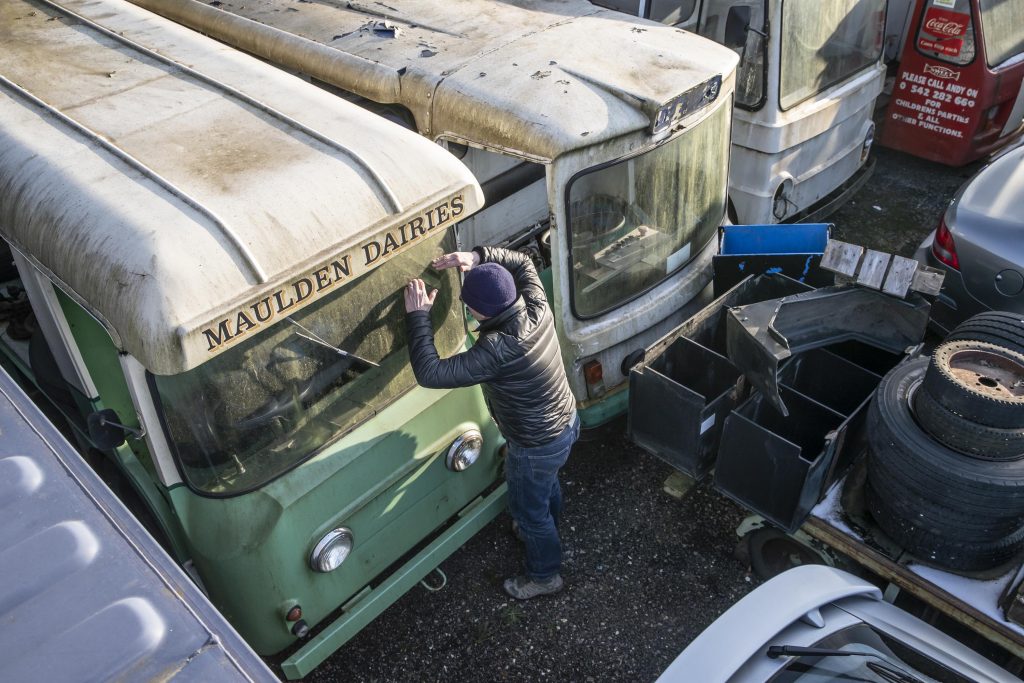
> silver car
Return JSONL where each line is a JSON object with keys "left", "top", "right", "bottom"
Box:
{"left": 656, "top": 566, "right": 1018, "bottom": 683}
{"left": 914, "top": 145, "right": 1024, "bottom": 335}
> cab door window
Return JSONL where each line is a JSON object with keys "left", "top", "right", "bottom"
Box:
{"left": 592, "top": 0, "right": 643, "bottom": 13}
{"left": 780, "top": 0, "right": 887, "bottom": 110}
{"left": 915, "top": 0, "right": 976, "bottom": 66}
{"left": 979, "top": 0, "right": 1024, "bottom": 67}
{"left": 699, "top": 0, "right": 768, "bottom": 109}
{"left": 649, "top": 0, "right": 699, "bottom": 25}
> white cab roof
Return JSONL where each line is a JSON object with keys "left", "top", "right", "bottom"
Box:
{"left": 0, "top": 0, "right": 482, "bottom": 374}
{"left": 126, "top": 0, "right": 740, "bottom": 161}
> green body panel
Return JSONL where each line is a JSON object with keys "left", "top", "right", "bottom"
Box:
{"left": 578, "top": 383, "right": 628, "bottom": 428}
{"left": 55, "top": 290, "right": 143, "bottom": 448}
{"left": 55, "top": 290, "right": 191, "bottom": 559}
{"left": 169, "top": 381, "right": 503, "bottom": 654}
{"left": 281, "top": 482, "right": 507, "bottom": 679}
{"left": 539, "top": 266, "right": 554, "bottom": 308}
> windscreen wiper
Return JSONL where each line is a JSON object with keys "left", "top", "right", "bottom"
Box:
{"left": 767, "top": 646, "right": 926, "bottom": 683}
{"left": 286, "top": 317, "right": 380, "bottom": 367}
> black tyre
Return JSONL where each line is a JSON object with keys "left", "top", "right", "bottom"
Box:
{"left": 867, "top": 474, "right": 1023, "bottom": 541}
{"left": 946, "top": 311, "right": 1024, "bottom": 356}
{"left": 866, "top": 484, "right": 1024, "bottom": 571}
{"left": 746, "top": 527, "right": 827, "bottom": 581}
{"left": 913, "top": 381, "right": 1024, "bottom": 460}
{"left": 921, "top": 340, "right": 1024, "bottom": 429}
{"left": 867, "top": 358, "right": 1024, "bottom": 515}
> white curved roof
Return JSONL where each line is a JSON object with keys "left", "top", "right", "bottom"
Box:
{"left": 0, "top": 0, "right": 482, "bottom": 374}
{"left": 125, "top": 0, "right": 739, "bottom": 161}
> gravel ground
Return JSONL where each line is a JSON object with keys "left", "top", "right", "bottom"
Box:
{"left": 278, "top": 142, "right": 986, "bottom": 683}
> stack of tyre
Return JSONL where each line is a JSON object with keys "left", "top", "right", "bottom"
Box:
{"left": 866, "top": 312, "right": 1024, "bottom": 572}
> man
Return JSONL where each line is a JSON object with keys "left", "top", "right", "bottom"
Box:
{"left": 404, "top": 246, "right": 578, "bottom": 600}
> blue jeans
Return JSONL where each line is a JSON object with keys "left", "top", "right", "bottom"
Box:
{"left": 505, "top": 414, "right": 580, "bottom": 581}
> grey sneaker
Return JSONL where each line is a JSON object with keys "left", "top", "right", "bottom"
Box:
{"left": 503, "top": 574, "right": 563, "bottom": 600}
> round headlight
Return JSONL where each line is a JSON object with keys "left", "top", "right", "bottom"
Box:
{"left": 446, "top": 429, "right": 483, "bottom": 471}
{"left": 310, "top": 528, "right": 353, "bottom": 573}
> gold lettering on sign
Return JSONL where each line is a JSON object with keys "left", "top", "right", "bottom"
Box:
{"left": 198, "top": 193, "right": 465, "bottom": 353}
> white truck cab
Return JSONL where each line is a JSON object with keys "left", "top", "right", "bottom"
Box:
{"left": 597, "top": 0, "right": 887, "bottom": 224}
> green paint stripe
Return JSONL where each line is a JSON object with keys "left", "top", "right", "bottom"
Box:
{"left": 281, "top": 483, "right": 507, "bottom": 679}
{"left": 578, "top": 385, "right": 628, "bottom": 428}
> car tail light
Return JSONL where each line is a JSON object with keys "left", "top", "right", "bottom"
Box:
{"left": 583, "top": 359, "right": 605, "bottom": 399}
{"left": 932, "top": 216, "right": 960, "bottom": 270}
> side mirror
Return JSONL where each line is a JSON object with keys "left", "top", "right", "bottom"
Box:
{"left": 87, "top": 408, "right": 143, "bottom": 450}
{"left": 724, "top": 5, "right": 752, "bottom": 49}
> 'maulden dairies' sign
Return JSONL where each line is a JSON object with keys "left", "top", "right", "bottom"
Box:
{"left": 191, "top": 192, "right": 467, "bottom": 360}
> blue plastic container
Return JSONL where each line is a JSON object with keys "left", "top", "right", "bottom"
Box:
{"left": 713, "top": 223, "right": 833, "bottom": 296}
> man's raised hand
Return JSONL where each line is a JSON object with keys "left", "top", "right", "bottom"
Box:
{"left": 404, "top": 278, "right": 438, "bottom": 313}
{"left": 432, "top": 251, "right": 480, "bottom": 272}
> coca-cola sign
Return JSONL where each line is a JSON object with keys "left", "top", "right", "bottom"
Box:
{"left": 922, "top": 7, "right": 969, "bottom": 37}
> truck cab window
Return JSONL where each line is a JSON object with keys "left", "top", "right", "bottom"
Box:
{"left": 152, "top": 233, "right": 463, "bottom": 495}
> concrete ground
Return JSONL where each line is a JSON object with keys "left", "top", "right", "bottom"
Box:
{"left": 282, "top": 146, "right": 985, "bottom": 682}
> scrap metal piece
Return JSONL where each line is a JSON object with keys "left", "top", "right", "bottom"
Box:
{"left": 820, "top": 240, "right": 864, "bottom": 278}
{"left": 856, "top": 249, "right": 890, "bottom": 290}
{"left": 820, "top": 239, "right": 945, "bottom": 299}
{"left": 882, "top": 255, "right": 919, "bottom": 298}
{"left": 911, "top": 265, "right": 945, "bottom": 296}
{"left": 726, "top": 286, "right": 931, "bottom": 416}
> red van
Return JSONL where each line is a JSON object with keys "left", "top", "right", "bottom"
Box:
{"left": 879, "top": 0, "right": 1024, "bottom": 165}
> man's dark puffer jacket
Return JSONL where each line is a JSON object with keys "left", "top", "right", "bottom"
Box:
{"left": 406, "top": 246, "right": 576, "bottom": 447}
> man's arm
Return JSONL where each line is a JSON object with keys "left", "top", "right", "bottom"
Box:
{"left": 405, "top": 309, "right": 500, "bottom": 388}
{"left": 403, "top": 278, "right": 499, "bottom": 389}
{"left": 473, "top": 246, "right": 547, "bottom": 313}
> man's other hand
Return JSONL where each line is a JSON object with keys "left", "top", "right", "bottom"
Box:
{"left": 405, "top": 278, "right": 438, "bottom": 313}
{"left": 432, "top": 251, "right": 479, "bottom": 272}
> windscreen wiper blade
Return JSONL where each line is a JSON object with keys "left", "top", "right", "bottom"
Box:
{"left": 767, "top": 646, "right": 926, "bottom": 683}
{"left": 287, "top": 317, "right": 380, "bottom": 367}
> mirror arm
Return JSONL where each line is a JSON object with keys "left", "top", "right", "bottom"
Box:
{"left": 98, "top": 414, "right": 146, "bottom": 440}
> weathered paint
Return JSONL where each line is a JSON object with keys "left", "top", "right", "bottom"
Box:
{"left": 639, "top": 0, "right": 886, "bottom": 225}
{"left": 0, "top": 0, "right": 483, "bottom": 374}
{"left": 0, "top": 0, "right": 505, "bottom": 672}
{"left": 121, "top": 0, "right": 740, "bottom": 414}
{"left": 126, "top": 0, "right": 739, "bottom": 161}
{"left": 169, "top": 380, "right": 504, "bottom": 655}
{"left": 281, "top": 483, "right": 509, "bottom": 679}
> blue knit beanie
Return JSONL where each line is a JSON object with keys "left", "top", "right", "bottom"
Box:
{"left": 461, "top": 263, "right": 516, "bottom": 317}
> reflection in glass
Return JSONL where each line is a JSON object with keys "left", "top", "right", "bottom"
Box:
{"left": 979, "top": 0, "right": 1024, "bottom": 67}
{"left": 770, "top": 623, "right": 968, "bottom": 683}
{"left": 914, "top": 0, "right": 976, "bottom": 67}
{"left": 781, "top": 0, "right": 886, "bottom": 110}
{"left": 153, "top": 233, "right": 463, "bottom": 495}
{"left": 700, "top": 0, "right": 767, "bottom": 108}
{"left": 567, "top": 103, "right": 730, "bottom": 318}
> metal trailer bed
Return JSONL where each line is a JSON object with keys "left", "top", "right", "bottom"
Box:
{"left": 805, "top": 466, "right": 1024, "bottom": 665}
{"left": 627, "top": 236, "right": 1024, "bottom": 671}
{"left": 0, "top": 366, "right": 278, "bottom": 682}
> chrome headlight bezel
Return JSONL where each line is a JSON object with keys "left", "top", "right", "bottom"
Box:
{"left": 446, "top": 429, "right": 483, "bottom": 471}
{"left": 861, "top": 122, "right": 876, "bottom": 163}
{"left": 309, "top": 527, "right": 354, "bottom": 573}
